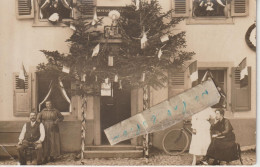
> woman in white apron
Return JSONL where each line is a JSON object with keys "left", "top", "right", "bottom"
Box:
{"left": 189, "top": 107, "right": 216, "bottom": 165}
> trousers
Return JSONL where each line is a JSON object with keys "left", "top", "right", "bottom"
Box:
{"left": 17, "top": 140, "right": 43, "bottom": 165}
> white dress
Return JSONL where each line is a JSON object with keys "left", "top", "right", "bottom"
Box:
{"left": 189, "top": 107, "right": 216, "bottom": 156}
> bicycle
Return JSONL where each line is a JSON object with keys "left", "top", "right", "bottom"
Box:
{"left": 162, "top": 119, "right": 192, "bottom": 156}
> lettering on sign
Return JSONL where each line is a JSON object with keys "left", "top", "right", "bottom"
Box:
{"left": 104, "top": 79, "right": 221, "bottom": 145}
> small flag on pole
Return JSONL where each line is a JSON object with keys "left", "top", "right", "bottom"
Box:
{"left": 160, "top": 34, "right": 169, "bottom": 43}
{"left": 238, "top": 57, "right": 248, "bottom": 88}
{"left": 189, "top": 61, "right": 198, "bottom": 86}
{"left": 62, "top": 66, "right": 70, "bottom": 73}
{"left": 92, "top": 44, "right": 100, "bottom": 57}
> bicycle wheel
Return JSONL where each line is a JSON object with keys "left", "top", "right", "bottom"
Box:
{"left": 162, "top": 129, "right": 190, "bottom": 156}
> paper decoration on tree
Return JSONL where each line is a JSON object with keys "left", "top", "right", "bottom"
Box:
{"left": 141, "top": 32, "right": 148, "bottom": 49}
{"left": 141, "top": 72, "right": 146, "bottom": 82}
{"left": 108, "top": 56, "right": 114, "bottom": 66}
{"left": 92, "top": 44, "right": 100, "bottom": 57}
{"left": 48, "top": 13, "right": 59, "bottom": 24}
{"left": 160, "top": 34, "right": 169, "bottom": 43}
{"left": 119, "top": 80, "right": 122, "bottom": 89}
{"left": 92, "top": 9, "right": 98, "bottom": 26}
{"left": 158, "top": 48, "right": 162, "bottom": 59}
{"left": 70, "top": 24, "right": 76, "bottom": 31}
{"left": 81, "top": 74, "right": 86, "bottom": 82}
{"left": 104, "top": 79, "right": 220, "bottom": 145}
{"left": 62, "top": 66, "right": 70, "bottom": 73}
{"left": 238, "top": 57, "right": 248, "bottom": 88}
{"left": 135, "top": 0, "right": 140, "bottom": 10}
{"left": 114, "top": 75, "right": 119, "bottom": 82}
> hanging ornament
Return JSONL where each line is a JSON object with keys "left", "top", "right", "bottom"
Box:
{"left": 92, "top": 44, "right": 100, "bottom": 57}
{"left": 62, "top": 66, "right": 70, "bottom": 73}
{"left": 108, "top": 56, "right": 114, "bottom": 66}
{"left": 105, "top": 78, "right": 109, "bottom": 84}
{"left": 141, "top": 32, "right": 148, "bottom": 49}
{"left": 119, "top": 80, "right": 122, "bottom": 89}
{"left": 81, "top": 74, "right": 86, "bottom": 82}
{"left": 135, "top": 0, "right": 140, "bottom": 10}
{"left": 158, "top": 48, "right": 162, "bottom": 59}
{"left": 48, "top": 13, "right": 59, "bottom": 24}
{"left": 114, "top": 74, "right": 119, "bottom": 82}
{"left": 141, "top": 72, "right": 146, "bottom": 82}
{"left": 170, "top": 56, "right": 175, "bottom": 63}
{"left": 160, "top": 34, "right": 169, "bottom": 43}
{"left": 92, "top": 9, "right": 98, "bottom": 26}
{"left": 70, "top": 24, "right": 76, "bottom": 31}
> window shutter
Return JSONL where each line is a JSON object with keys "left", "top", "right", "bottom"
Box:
{"left": 15, "top": 0, "right": 34, "bottom": 19}
{"left": 231, "top": 67, "right": 251, "bottom": 112}
{"left": 231, "top": 0, "right": 249, "bottom": 17}
{"left": 172, "top": 0, "right": 189, "bottom": 17}
{"left": 168, "top": 70, "right": 189, "bottom": 97}
{"left": 78, "top": 0, "right": 95, "bottom": 16}
{"left": 13, "top": 73, "right": 32, "bottom": 117}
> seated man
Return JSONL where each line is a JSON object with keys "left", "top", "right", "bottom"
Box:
{"left": 202, "top": 108, "right": 237, "bottom": 165}
{"left": 17, "top": 112, "right": 45, "bottom": 165}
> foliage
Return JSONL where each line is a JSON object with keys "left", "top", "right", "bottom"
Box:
{"left": 37, "top": 0, "right": 195, "bottom": 96}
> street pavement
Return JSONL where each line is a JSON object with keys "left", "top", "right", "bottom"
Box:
{"left": 0, "top": 149, "right": 256, "bottom": 165}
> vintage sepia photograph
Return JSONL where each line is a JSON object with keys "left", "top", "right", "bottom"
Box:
{"left": 0, "top": 0, "right": 256, "bottom": 166}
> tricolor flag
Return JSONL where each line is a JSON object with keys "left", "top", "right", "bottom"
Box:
{"left": 238, "top": 58, "right": 248, "bottom": 88}
{"left": 92, "top": 44, "right": 100, "bottom": 57}
{"left": 189, "top": 60, "right": 198, "bottom": 86}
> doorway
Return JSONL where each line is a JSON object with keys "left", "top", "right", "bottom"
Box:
{"left": 37, "top": 72, "right": 71, "bottom": 113}
{"left": 198, "top": 69, "right": 227, "bottom": 109}
{"left": 100, "top": 82, "right": 131, "bottom": 145}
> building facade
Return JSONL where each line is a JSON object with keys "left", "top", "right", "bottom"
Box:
{"left": 0, "top": 0, "right": 256, "bottom": 157}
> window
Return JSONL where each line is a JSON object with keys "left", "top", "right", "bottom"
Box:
{"left": 32, "top": 0, "right": 96, "bottom": 26}
{"left": 39, "top": 0, "right": 73, "bottom": 20}
{"left": 172, "top": 0, "right": 249, "bottom": 24}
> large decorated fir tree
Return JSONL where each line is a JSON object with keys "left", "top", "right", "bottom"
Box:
{"left": 38, "top": 0, "right": 195, "bottom": 94}
{"left": 37, "top": 0, "right": 195, "bottom": 159}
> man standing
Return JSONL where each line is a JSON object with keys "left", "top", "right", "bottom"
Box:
{"left": 17, "top": 112, "right": 45, "bottom": 165}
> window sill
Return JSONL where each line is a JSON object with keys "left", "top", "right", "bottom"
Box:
{"left": 32, "top": 19, "right": 73, "bottom": 27}
{"left": 186, "top": 17, "right": 234, "bottom": 25}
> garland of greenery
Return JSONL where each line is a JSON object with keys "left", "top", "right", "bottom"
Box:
{"left": 245, "top": 23, "right": 256, "bottom": 52}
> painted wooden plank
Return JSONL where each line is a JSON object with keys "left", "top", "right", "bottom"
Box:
{"left": 105, "top": 79, "right": 220, "bottom": 145}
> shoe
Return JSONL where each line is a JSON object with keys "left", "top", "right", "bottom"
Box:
{"left": 201, "top": 160, "right": 208, "bottom": 165}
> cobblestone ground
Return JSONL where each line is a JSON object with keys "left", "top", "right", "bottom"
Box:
{"left": 0, "top": 149, "right": 256, "bottom": 165}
